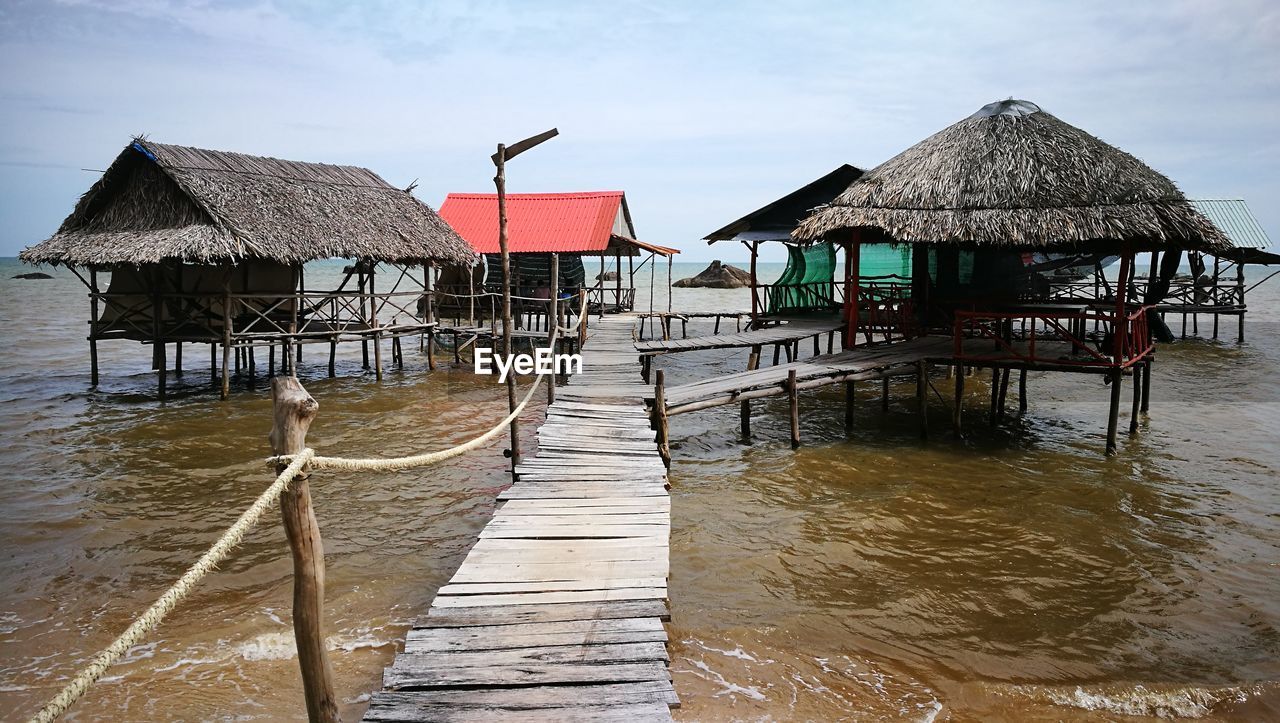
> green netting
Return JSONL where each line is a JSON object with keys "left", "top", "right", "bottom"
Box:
{"left": 769, "top": 242, "right": 837, "bottom": 313}
{"left": 861, "top": 243, "right": 912, "bottom": 278}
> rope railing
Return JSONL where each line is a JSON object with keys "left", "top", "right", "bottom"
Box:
{"left": 29, "top": 326, "right": 567, "bottom": 721}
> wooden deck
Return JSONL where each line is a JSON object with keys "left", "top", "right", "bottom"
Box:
{"left": 364, "top": 314, "right": 677, "bottom": 722}
{"left": 635, "top": 316, "right": 841, "bottom": 355}
{"left": 662, "top": 336, "right": 955, "bottom": 414}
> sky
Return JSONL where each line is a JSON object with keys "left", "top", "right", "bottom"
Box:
{"left": 1, "top": 0, "right": 1277, "bottom": 264}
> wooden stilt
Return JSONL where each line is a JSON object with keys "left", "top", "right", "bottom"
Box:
{"left": 952, "top": 364, "right": 964, "bottom": 436}
{"left": 881, "top": 376, "right": 890, "bottom": 412}
{"left": 742, "top": 346, "right": 760, "bottom": 440}
{"left": 157, "top": 341, "right": 167, "bottom": 401}
{"left": 996, "top": 368, "right": 1010, "bottom": 419}
{"left": 916, "top": 360, "right": 928, "bottom": 439}
{"left": 269, "top": 377, "right": 339, "bottom": 723}
{"left": 209, "top": 343, "right": 217, "bottom": 385}
{"left": 328, "top": 337, "right": 336, "bottom": 378}
{"left": 1018, "top": 369, "right": 1028, "bottom": 413}
{"left": 772, "top": 344, "right": 781, "bottom": 366}
{"left": 714, "top": 316, "right": 721, "bottom": 335}
{"left": 247, "top": 346, "right": 255, "bottom": 388}
{"left": 1129, "top": 365, "right": 1142, "bottom": 435}
{"left": 548, "top": 253, "right": 559, "bottom": 406}
{"left": 89, "top": 268, "right": 100, "bottom": 387}
{"left": 373, "top": 329, "right": 383, "bottom": 381}
{"left": 788, "top": 368, "right": 800, "bottom": 449}
{"left": 221, "top": 284, "right": 232, "bottom": 400}
{"left": 1106, "top": 370, "right": 1123, "bottom": 455}
{"left": 175, "top": 342, "right": 183, "bottom": 376}
{"left": 269, "top": 343, "right": 276, "bottom": 378}
{"left": 988, "top": 368, "right": 1000, "bottom": 425}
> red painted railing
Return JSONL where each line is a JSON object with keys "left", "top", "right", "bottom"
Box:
{"left": 952, "top": 305, "right": 1155, "bottom": 368}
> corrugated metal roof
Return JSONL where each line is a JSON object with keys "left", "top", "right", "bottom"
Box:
{"left": 1190, "top": 199, "right": 1271, "bottom": 250}
{"left": 439, "top": 192, "right": 628, "bottom": 254}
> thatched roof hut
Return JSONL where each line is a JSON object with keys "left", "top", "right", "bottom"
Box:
{"left": 794, "top": 99, "right": 1229, "bottom": 253}
{"left": 20, "top": 138, "right": 476, "bottom": 267}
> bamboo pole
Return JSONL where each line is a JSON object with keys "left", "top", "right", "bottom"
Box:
{"left": 788, "top": 369, "right": 800, "bottom": 449}
{"left": 268, "top": 377, "right": 338, "bottom": 723}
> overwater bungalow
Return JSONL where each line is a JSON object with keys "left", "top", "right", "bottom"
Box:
{"left": 18, "top": 138, "right": 475, "bottom": 398}
{"left": 648, "top": 99, "right": 1232, "bottom": 456}
{"left": 438, "top": 191, "right": 679, "bottom": 322}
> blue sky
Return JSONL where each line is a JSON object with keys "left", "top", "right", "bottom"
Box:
{"left": 1, "top": 0, "right": 1276, "bottom": 263}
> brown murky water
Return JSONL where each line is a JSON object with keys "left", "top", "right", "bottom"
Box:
{"left": 2, "top": 260, "right": 1278, "bottom": 721}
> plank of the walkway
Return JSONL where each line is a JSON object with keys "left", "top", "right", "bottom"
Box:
{"left": 383, "top": 660, "right": 671, "bottom": 689}
{"left": 438, "top": 578, "right": 667, "bottom": 594}
{"left": 423, "top": 600, "right": 670, "bottom": 626}
{"left": 404, "top": 625, "right": 668, "bottom": 654}
{"left": 431, "top": 587, "right": 667, "bottom": 608}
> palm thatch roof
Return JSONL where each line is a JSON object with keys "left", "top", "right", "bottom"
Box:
{"left": 20, "top": 138, "right": 476, "bottom": 267}
{"left": 794, "top": 100, "right": 1229, "bottom": 253}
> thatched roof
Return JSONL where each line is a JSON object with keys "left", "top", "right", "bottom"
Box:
{"left": 20, "top": 139, "right": 476, "bottom": 267}
{"left": 794, "top": 100, "right": 1229, "bottom": 253}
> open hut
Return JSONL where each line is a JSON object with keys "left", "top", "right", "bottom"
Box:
{"left": 438, "top": 192, "right": 679, "bottom": 325}
{"left": 19, "top": 138, "right": 475, "bottom": 398}
{"left": 794, "top": 99, "right": 1229, "bottom": 453}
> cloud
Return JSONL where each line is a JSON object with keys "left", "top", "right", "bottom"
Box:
{"left": 2, "top": 0, "right": 1276, "bottom": 260}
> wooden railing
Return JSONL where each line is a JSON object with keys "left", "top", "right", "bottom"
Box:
{"left": 953, "top": 305, "right": 1155, "bottom": 368}
{"left": 1042, "top": 278, "right": 1244, "bottom": 307}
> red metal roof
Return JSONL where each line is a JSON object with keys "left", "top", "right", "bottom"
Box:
{"left": 439, "top": 192, "right": 629, "bottom": 254}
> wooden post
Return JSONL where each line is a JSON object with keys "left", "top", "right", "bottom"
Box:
{"left": 615, "top": 249, "right": 622, "bottom": 313}
{"left": 952, "top": 364, "right": 964, "bottom": 436}
{"left": 1106, "top": 369, "right": 1123, "bottom": 455}
{"left": 328, "top": 337, "right": 336, "bottom": 378}
{"left": 268, "top": 377, "right": 338, "bottom": 723}
{"left": 269, "top": 343, "right": 276, "bottom": 377}
{"left": 749, "top": 241, "right": 759, "bottom": 327}
{"left": 1237, "top": 262, "right": 1246, "bottom": 343}
{"left": 210, "top": 343, "right": 217, "bottom": 385}
{"left": 495, "top": 144, "right": 520, "bottom": 471}
{"left": 654, "top": 370, "right": 670, "bottom": 468}
{"left": 425, "top": 262, "right": 436, "bottom": 370}
{"left": 996, "top": 368, "right": 1010, "bottom": 420}
{"left": 742, "top": 345, "right": 760, "bottom": 440}
{"left": 221, "top": 282, "right": 232, "bottom": 400}
{"left": 881, "top": 376, "right": 889, "bottom": 412}
{"left": 988, "top": 368, "right": 1001, "bottom": 425}
{"left": 174, "top": 342, "right": 182, "bottom": 377}
{"left": 1129, "top": 365, "right": 1142, "bottom": 435}
{"left": 89, "top": 268, "right": 100, "bottom": 387}
{"left": 849, "top": 239, "right": 862, "bottom": 348}
{"left": 1212, "top": 255, "right": 1220, "bottom": 339}
{"left": 1018, "top": 369, "right": 1028, "bottom": 414}
{"left": 293, "top": 265, "right": 303, "bottom": 367}
{"left": 916, "top": 360, "right": 928, "bottom": 439}
{"left": 547, "top": 253, "right": 559, "bottom": 405}
{"left": 358, "top": 268, "right": 370, "bottom": 369}
{"left": 787, "top": 369, "right": 801, "bottom": 449}
{"left": 369, "top": 267, "right": 383, "bottom": 381}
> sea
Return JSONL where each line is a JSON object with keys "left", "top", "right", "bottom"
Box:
{"left": 1, "top": 258, "right": 1278, "bottom": 721}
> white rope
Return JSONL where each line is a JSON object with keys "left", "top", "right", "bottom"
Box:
{"left": 27, "top": 450, "right": 315, "bottom": 723}
{"left": 299, "top": 371, "right": 549, "bottom": 472}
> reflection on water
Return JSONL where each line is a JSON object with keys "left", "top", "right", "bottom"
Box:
{"left": 1, "top": 260, "right": 1278, "bottom": 721}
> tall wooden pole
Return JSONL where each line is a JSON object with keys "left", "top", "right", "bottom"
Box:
{"left": 269, "top": 377, "right": 338, "bottom": 723}
{"left": 788, "top": 368, "right": 800, "bottom": 449}
{"left": 89, "top": 268, "right": 100, "bottom": 387}
{"left": 749, "top": 241, "right": 759, "bottom": 328}
{"left": 495, "top": 144, "right": 520, "bottom": 471}
{"left": 221, "top": 281, "right": 232, "bottom": 400}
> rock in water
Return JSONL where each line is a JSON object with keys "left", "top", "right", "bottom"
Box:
{"left": 673, "top": 260, "right": 753, "bottom": 288}
{"left": 12, "top": 272, "right": 53, "bottom": 279}
{"left": 597, "top": 271, "right": 620, "bottom": 281}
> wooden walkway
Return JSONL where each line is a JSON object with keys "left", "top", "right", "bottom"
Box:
{"left": 662, "top": 336, "right": 954, "bottom": 414}
{"left": 635, "top": 316, "right": 841, "bottom": 355}
{"left": 364, "top": 313, "right": 677, "bottom": 722}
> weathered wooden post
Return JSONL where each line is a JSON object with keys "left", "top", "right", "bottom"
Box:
{"left": 221, "top": 282, "right": 233, "bottom": 400}
{"left": 1018, "top": 369, "right": 1028, "bottom": 414}
{"left": 1106, "top": 369, "right": 1123, "bottom": 455}
{"left": 880, "top": 376, "right": 890, "bottom": 412}
{"left": 788, "top": 368, "right": 800, "bottom": 449}
{"left": 268, "top": 377, "right": 338, "bottom": 723}
{"left": 996, "top": 368, "right": 1010, "bottom": 420}
{"left": 654, "top": 369, "right": 670, "bottom": 468}
{"left": 1141, "top": 359, "right": 1152, "bottom": 413}
{"left": 547, "top": 253, "right": 559, "bottom": 405}
{"left": 741, "top": 346, "right": 760, "bottom": 440}
{"left": 952, "top": 364, "right": 964, "bottom": 436}
{"left": 425, "top": 261, "right": 436, "bottom": 370}
{"left": 1237, "top": 262, "right": 1246, "bottom": 343}
{"left": 1129, "top": 364, "right": 1142, "bottom": 435}
{"left": 88, "top": 268, "right": 101, "bottom": 387}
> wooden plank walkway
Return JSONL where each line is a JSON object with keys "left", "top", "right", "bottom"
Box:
{"left": 662, "top": 335, "right": 955, "bottom": 413}
{"left": 364, "top": 313, "right": 677, "bottom": 722}
{"left": 635, "top": 316, "right": 841, "bottom": 354}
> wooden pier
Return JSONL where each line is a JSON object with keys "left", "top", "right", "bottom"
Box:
{"left": 635, "top": 316, "right": 840, "bottom": 357}
{"left": 364, "top": 314, "right": 677, "bottom": 722}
